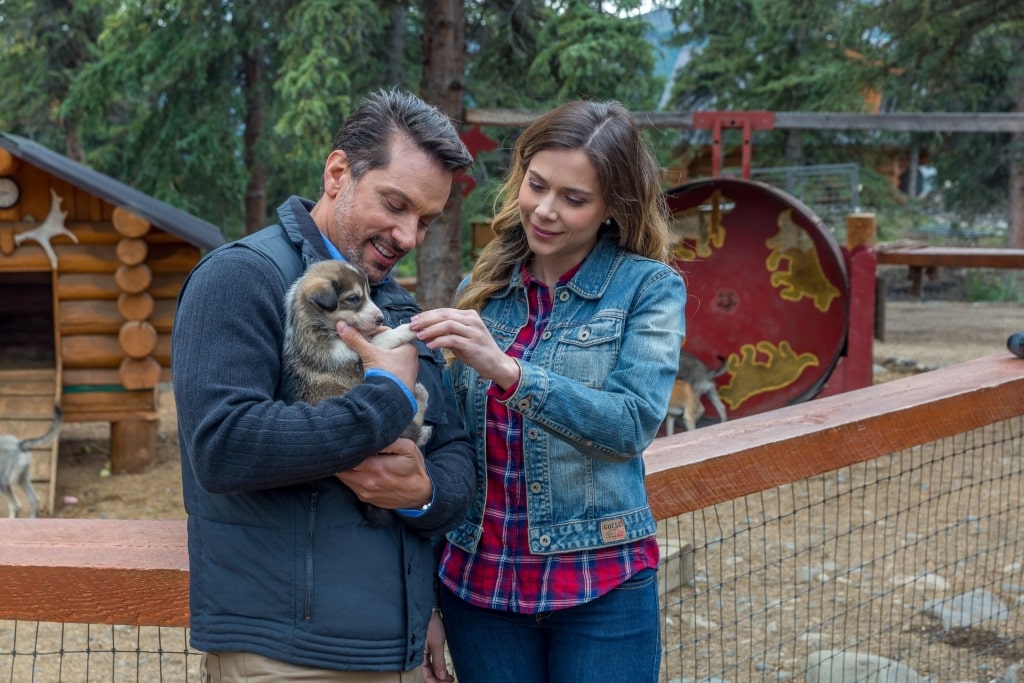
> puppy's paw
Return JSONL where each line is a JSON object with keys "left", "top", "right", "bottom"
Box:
{"left": 371, "top": 323, "right": 418, "bottom": 350}
{"left": 407, "top": 382, "right": 431, "bottom": 446}
{"left": 412, "top": 382, "right": 429, "bottom": 407}
{"left": 415, "top": 424, "right": 433, "bottom": 447}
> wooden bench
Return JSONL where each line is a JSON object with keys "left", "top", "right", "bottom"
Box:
{"left": 876, "top": 246, "right": 1024, "bottom": 297}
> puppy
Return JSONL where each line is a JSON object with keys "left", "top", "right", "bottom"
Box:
{"left": 667, "top": 349, "right": 728, "bottom": 431}
{"left": 0, "top": 406, "right": 62, "bottom": 518}
{"left": 664, "top": 379, "right": 703, "bottom": 435}
{"left": 283, "top": 260, "right": 430, "bottom": 526}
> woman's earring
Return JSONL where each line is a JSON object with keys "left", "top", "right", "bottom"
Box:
{"left": 604, "top": 218, "right": 613, "bottom": 226}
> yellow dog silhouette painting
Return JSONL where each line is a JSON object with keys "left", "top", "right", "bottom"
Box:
{"left": 717, "top": 340, "right": 820, "bottom": 411}
{"left": 764, "top": 209, "right": 840, "bottom": 313}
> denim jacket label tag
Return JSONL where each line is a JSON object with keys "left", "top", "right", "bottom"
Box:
{"left": 600, "top": 518, "right": 627, "bottom": 543}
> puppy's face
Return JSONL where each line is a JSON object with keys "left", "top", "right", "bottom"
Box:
{"left": 293, "top": 260, "right": 383, "bottom": 336}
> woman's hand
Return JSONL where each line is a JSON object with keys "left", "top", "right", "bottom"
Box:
{"left": 411, "top": 309, "right": 521, "bottom": 391}
{"left": 422, "top": 610, "right": 453, "bottom": 682}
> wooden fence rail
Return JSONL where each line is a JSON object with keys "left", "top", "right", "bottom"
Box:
{"left": 2, "top": 353, "right": 1023, "bottom": 630}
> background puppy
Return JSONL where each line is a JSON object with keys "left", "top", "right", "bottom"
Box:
{"left": 670, "top": 349, "right": 728, "bottom": 430}
{"left": 0, "top": 405, "right": 62, "bottom": 518}
{"left": 283, "top": 260, "right": 430, "bottom": 525}
{"left": 664, "top": 379, "right": 702, "bottom": 435}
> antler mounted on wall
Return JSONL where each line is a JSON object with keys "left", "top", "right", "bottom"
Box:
{"left": 13, "top": 188, "right": 79, "bottom": 269}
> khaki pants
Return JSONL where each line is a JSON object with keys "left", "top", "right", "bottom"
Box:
{"left": 200, "top": 652, "right": 425, "bottom": 683}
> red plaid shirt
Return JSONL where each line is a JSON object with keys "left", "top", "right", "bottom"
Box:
{"left": 439, "top": 263, "right": 659, "bottom": 614}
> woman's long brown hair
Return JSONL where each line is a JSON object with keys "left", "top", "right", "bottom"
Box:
{"left": 457, "top": 100, "right": 671, "bottom": 312}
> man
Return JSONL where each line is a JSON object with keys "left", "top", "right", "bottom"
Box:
{"left": 172, "top": 90, "right": 475, "bottom": 683}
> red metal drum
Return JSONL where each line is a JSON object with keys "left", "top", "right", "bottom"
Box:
{"left": 665, "top": 177, "right": 850, "bottom": 420}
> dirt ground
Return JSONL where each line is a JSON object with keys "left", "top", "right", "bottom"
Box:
{"left": 51, "top": 389, "right": 185, "bottom": 520}
{"left": 46, "top": 266, "right": 1024, "bottom": 522}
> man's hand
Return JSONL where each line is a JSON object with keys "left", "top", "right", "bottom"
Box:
{"left": 337, "top": 321, "right": 419, "bottom": 392}
{"left": 335, "top": 437, "right": 433, "bottom": 509}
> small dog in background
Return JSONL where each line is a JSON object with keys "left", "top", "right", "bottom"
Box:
{"left": 0, "top": 405, "right": 62, "bottom": 518}
{"left": 664, "top": 379, "right": 702, "bottom": 435}
{"left": 283, "top": 260, "right": 430, "bottom": 526}
{"left": 664, "top": 349, "right": 728, "bottom": 434}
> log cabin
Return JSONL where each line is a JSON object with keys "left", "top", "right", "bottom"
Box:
{"left": 0, "top": 132, "right": 224, "bottom": 515}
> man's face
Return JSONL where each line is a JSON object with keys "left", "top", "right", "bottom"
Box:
{"left": 318, "top": 135, "right": 454, "bottom": 284}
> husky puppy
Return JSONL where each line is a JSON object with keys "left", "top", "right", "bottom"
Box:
{"left": 283, "top": 260, "right": 431, "bottom": 526}
{"left": 0, "top": 406, "right": 62, "bottom": 518}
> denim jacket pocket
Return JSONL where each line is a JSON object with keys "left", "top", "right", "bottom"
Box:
{"left": 551, "top": 316, "right": 622, "bottom": 389}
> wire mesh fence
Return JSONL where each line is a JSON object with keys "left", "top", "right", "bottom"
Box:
{"left": 658, "top": 415, "right": 1024, "bottom": 682}
{"left": 722, "top": 163, "right": 861, "bottom": 239}
{"left": 0, "top": 622, "right": 198, "bottom": 682}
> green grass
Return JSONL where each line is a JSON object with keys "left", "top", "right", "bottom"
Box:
{"left": 962, "top": 271, "right": 1024, "bottom": 303}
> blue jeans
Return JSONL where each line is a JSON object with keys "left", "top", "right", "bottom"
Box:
{"left": 439, "top": 568, "right": 661, "bottom": 683}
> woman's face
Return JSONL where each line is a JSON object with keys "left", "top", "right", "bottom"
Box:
{"left": 518, "top": 148, "right": 610, "bottom": 280}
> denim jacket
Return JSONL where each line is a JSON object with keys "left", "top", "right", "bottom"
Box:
{"left": 445, "top": 234, "right": 686, "bottom": 555}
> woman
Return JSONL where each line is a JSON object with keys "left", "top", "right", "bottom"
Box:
{"left": 411, "top": 99, "right": 686, "bottom": 683}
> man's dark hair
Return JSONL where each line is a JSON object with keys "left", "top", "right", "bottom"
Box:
{"left": 332, "top": 89, "right": 473, "bottom": 179}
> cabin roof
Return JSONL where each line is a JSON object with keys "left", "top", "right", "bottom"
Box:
{"left": 0, "top": 132, "right": 226, "bottom": 251}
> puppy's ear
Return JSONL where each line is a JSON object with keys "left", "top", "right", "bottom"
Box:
{"left": 308, "top": 282, "right": 339, "bottom": 312}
